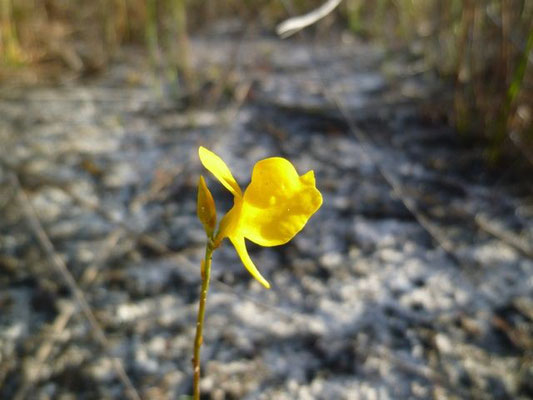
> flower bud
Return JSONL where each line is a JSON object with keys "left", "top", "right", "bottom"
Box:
{"left": 197, "top": 176, "right": 216, "bottom": 237}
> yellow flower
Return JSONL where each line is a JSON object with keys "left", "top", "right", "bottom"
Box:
{"left": 198, "top": 146, "right": 323, "bottom": 289}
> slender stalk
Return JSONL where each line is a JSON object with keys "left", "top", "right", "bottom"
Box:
{"left": 172, "top": 0, "right": 194, "bottom": 93}
{"left": 192, "top": 240, "right": 214, "bottom": 400}
{"left": 145, "top": 0, "right": 159, "bottom": 66}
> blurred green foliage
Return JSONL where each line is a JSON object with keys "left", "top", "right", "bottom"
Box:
{"left": 0, "top": 0, "right": 531, "bottom": 160}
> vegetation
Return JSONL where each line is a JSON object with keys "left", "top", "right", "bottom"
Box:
{"left": 0, "top": 0, "right": 531, "bottom": 159}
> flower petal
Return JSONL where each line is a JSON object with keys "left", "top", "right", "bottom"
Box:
{"left": 198, "top": 146, "right": 242, "bottom": 197}
{"left": 240, "top": 157, "right": 322, "bottom": 247}
{"left": 229, "top": 235, "right": 270, "bottom": 289}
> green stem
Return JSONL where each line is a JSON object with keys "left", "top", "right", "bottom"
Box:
{"left": 192, "top": 240, "right": 214, "bottom": 400}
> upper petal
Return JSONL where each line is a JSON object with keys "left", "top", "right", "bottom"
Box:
{"left": 198, "top": 146, "right": 242, "bottom": 197}
{"left": 240, "top": 157, "right": 322, "bottom": 247}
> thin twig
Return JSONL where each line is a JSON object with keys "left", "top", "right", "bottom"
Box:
{"left": 8, "top": 171, "right": 142, "bottom": 400}
{"left": 475, "top": 213, "right": 533, "bottom": 259}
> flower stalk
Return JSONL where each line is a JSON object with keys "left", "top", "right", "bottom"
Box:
{"left": 192, "top": 239, "right": 214, "bottom": 400}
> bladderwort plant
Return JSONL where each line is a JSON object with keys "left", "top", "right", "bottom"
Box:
{"left": 193, "top": 146, "right": 322, "bottom": 399}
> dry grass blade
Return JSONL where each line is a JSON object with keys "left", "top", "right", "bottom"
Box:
{"left": 13, "top": 304, "right": 75, "bottom": 400}
{"left": 277, "top": 0, "right": 343, "bottom": 38}
{"left": 7, "top": 171, "right": 142, "bottom": 400}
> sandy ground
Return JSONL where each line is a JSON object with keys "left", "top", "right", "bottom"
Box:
{"left": 0, "top": 35, "right": 532, "bottom": 399}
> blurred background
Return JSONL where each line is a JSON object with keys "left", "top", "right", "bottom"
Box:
{"left": 0, "top": 1, "right": 532, "bottom": 399}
